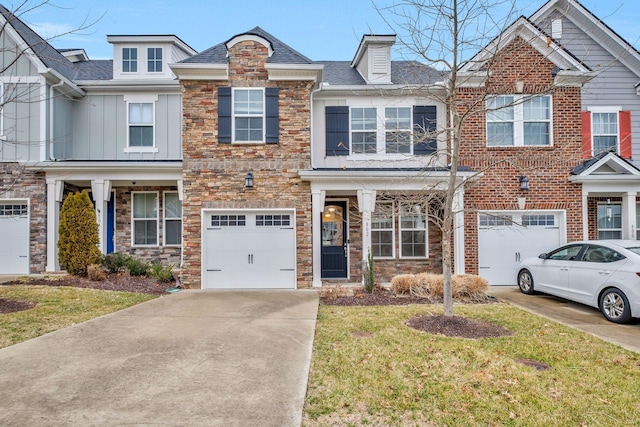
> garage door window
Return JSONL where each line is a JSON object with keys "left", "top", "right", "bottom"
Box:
{"left": 211, "top": 215, "right": 246, "bottom": 227}
{"left": 132, "top": 192, "right": 158, "bottom": 246}
{"left": 479, "top": 214, "right": 513, "bottom": 226}
{"left": 256, "top": 214, "right": 290, "bottom": 226}
{"left": 522, "top": 215, "right": 554, "bottom": 226}
{"left": 0, "top": 204, "right": 27, "bottom": 216}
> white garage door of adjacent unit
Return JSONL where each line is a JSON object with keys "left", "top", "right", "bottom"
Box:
{"left": 204, "top": 210, "right": 296, "bottom": 289}
{"left": 478, "top": 211, "right": 563, "bottom": 286}
{"left": 0, "top": 202, "right": 29, "bottom": 274}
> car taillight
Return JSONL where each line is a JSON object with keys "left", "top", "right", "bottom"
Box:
{"left": 636, "top": 272, "right": 640, "bottom": 278}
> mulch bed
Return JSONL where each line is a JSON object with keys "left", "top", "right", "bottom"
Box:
{"left": 0, "top": 298, "right": 36, "bottom": 314}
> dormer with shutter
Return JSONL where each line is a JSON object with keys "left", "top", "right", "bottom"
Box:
{"left": 351, "top": 35, "right": 395, "bottom": 84}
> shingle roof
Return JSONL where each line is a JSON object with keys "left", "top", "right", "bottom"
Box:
{"left": 73, "top": 60, "right": 113, "bottom": 80}
{"left": 0, "top": 5, "right": 77, "bottom": 81}
{"left": 181, "top": 26, "right": 312, "bottom": 65}
{"left": 318, "top": 60, "right": 445, "bottom": 85}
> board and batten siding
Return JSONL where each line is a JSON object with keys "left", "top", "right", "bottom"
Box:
{"left": 541, "top": 11, "right": 640, "bottom": 164}
{"left": 69, "top": 93, "right": 182, "bottom": 160}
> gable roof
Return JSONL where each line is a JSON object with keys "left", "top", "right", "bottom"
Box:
{"left": 181, "top": 26, "right": 313, "bottom": 65}
{"left": 459, "top": 15, "right": 590, "bottom": 73}
{"left": 530, "top": 0, "right": 640, "bottom": 78}
{"left": 0, "top": 4, "right": 77, "bottom": 81}
{"left": 570, "top": 151, "right": 640, "bottom": 178}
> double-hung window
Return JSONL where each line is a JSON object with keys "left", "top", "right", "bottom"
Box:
{"left": 372, "top": 201, "right": 394, "bottom": 258}
{"left": 385, "top": 107, "right": 412, "bottom": 154}
{"left": 597, "top": 203, "right": 622, "bottom": 239}
{"left": 351, "top": 107, "right": 377, "bottom": 154}
{"left": 399, "top": 203, "right": 427, "bottom": 258}
{"left": 233, "top": 88, "right": 264, "bottom": 142}
{"left": 122, "top": 47, "right": 137, "bottom": 73}
{"left": 147, "top": 48, "right": 162, "bottom": 73}
{"left": 163, "top": 192, "right": 182, "bottom": 246}
{"left": 128, "top": 103, "right": 154, "bottom": 148}
{"left": 487, "top": 95, "right": 551, "bottom": 146}
{"left": 592, "top": 111, "right": 618, "bottom": 155}
{"left": 133, "top": 192, "right": 158, "bottom": 246}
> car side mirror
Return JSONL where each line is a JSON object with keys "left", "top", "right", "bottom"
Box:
{"left": 538, "top": 253, "right": 548, "bottom": 259}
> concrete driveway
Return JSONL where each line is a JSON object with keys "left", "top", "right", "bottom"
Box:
{"left": 0, "top": 290, "right": 319, "bottom": 427}
{"left": 489, "top": 286, "right": 640, "bottom": 353}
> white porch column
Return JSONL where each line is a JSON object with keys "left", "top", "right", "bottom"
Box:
{"left": 582, "top": 189, "right": 589, "bottom": 240}
{"left": 91, "top": 179, "right": 111, "bottom": 254}
{"left": 453, "top": 186, "right": 465, "bottom": 274}
{"left": 357, "top": 190, "right": 376, "bottom": 281}
{"left": 311, "top": 190, "right": 325, "bottom": 287}
{"left": 46, "top": 179, "right": 63, "bottom": 272}
{"left": 622, "top": 191, "right": 637, "bottom": 240}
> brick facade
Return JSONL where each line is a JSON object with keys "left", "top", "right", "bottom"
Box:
{"left": 0, "top": 164, "right": 46, "bottom": 273}
{"left": 180, "top": 40, "right": 313, "bottom": 288}
{"left": 459, "top": 37, "right": 585, "bottom": 275}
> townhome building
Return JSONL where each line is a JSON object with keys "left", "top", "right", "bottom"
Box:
{"left": 0, "top": 0, "right": 638, "bottom": 290}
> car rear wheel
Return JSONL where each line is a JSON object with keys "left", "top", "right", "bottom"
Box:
{"left": 517, "top": 269, "right": 535, "bottom": 295}
{"left": 599, "top": 288, "right": 632, "bottom": 324}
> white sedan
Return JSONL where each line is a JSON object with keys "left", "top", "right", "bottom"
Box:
{"left": 517, "top": 240, "right": 640, "bottom": 323}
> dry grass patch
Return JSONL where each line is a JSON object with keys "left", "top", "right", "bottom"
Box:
{"left": 391, "top": 273, "right": 488, "bottom": 302}
{"left": 303, "top": 304, "right": 640, "bottom": 426}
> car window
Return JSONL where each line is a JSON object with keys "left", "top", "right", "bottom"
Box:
{"left": 624, "top": 247, "right": 640, "bottom": 256}
{"left": 548, "top": 245, "right": 582, "bottom": 261}
{"left": 583, "top": 246, "right": 625, "bottom": 263}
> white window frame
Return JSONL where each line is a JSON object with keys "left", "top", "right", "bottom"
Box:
{"left": 350, "top": 107, "right": 378, "bottom": 154}
{"left": 486, "top": 95, "right": 553, "bottom": 147}
{"left": 372, "top": 201, "right": 395, "bottom": 259}
{"left": 398, "top": 202, "right": 428, "bottom": 259}
{"left": 124, "top": 94, "right": 158, "bottom": 153}
{"left": 0, "top": 82, "right": 4, "bottom": 137}
{"left": 122, "top": 47, "right": 138, "bottom": 73}
{"left": 384, "top": 107, "right": 412, "bottom": 154}
{"left": 597, "top": 203, "right": 622, "bottom": 240}
{"left": 147, "top": 47, "right": 163, "bottom": 73}
{"left": 232, "top": 87, "right": 265, "bottom": 143}
{"left": 588, "top": 106, "right": 622, "bottom": 156}
{"left": 163, "top": 191, "right": 182, "bottom": 247}
{"left": 132, "top": 191, "right": 159, "bottom": 247}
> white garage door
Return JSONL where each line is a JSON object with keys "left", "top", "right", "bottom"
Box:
{"left": 0, "top": 202, "right": 29, "bottom": 274}
{"left": 478, "top": 211, "right": 563, "bottom": 285}
{"left": 203, "top": 210, "right": 296, "bottom": 289}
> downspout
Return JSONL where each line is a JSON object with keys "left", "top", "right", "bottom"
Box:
{"left": 49, "top": 79, "right": 64, "bottom": 160}
{"left": 309, "top": 81, "right": 322, "bottom": 170}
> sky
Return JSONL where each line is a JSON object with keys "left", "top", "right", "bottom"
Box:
{"left": 7, "top": 0, "right": 640, "bottom": 62}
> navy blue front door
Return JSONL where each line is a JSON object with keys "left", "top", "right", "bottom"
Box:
{"left": 106, "top": 196, "right": 115, "bottom": 253}
{"left": 321, "top": 201, "right": 348, "bottom": 278}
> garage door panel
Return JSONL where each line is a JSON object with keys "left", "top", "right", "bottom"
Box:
{"left": 203, "top": 210, "right": 296, "bottom": 289}
{"left": 0, "top": 204, "right": 29, "bottom": 274}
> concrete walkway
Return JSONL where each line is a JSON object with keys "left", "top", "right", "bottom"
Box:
{"left": 489, "top": 285, "right": 640, "bottom": 353}
{"left": 0, "top": 290, "right": 319, "bottom": 426}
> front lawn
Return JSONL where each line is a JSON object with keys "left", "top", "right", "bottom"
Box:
{"left": 0, "top": 285, "right": 158, "bottom": 349}
{"left": 304, "top": 304, "right": 640, "bottom": 426}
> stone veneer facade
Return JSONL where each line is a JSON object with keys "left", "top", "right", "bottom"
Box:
{"left": 180, "top": 40, "right": 313, "bottom": 288}
{"left": 458, "top": 37, "right": 585, "bottom": 275}
{"left": 0, "top": 164, "right": 47, "bottom": 273}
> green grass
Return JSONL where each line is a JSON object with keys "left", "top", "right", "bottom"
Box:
{"left": 303, "top": 303, "right": 640, "bottom": 426}
{"left": 0, "top": 285, "right": 157, "bottom": 349}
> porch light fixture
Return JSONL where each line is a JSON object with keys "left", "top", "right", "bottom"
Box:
{"left": 519, "top": 175, "right": 529, "bottom": 191}
{"left": 244, "top": 172, "right": 254, "bottom": 189}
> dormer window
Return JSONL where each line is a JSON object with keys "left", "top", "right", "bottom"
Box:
{"left": 122, "top": 47, "right": 137, "bottom": 73}
{"left": 147, "top": 48, "right": 162, "bottom": 73}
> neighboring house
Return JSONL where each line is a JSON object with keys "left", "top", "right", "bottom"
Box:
{"left": 0, "top": 5, "right": 195, "bottom": 274}
{"left": 1, "top": 0, "right": 639, "bottom": 289}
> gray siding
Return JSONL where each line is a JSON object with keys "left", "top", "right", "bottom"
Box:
{"left": 0, "top": 30, "right": 38, "bottom": 76}
{"left": 69, "top": 93, "right": 182, "bottom": 160}
{"left": 541, "top": 11, "right": 640, "bottom": 163}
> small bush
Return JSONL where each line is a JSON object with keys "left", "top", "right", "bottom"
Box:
{"left": 391, "top": 274, "right": 415, "bottom": 294}
{"left": 148, "top": 262, "right": 174, "bottom": 283}
{"left": 101, "top": 252, "right": 131, "bottom": 273}
{"left": 87, "top": 264, "right": 106, "bottom": 281}
{"left": 391, "top": 272, "right": 488, "bottom": 300}
{"left": 57, "top": 191, "right": 101, "bottom": 276}
{"left": 125, "top": 257, "right": 149, "bottom": 276}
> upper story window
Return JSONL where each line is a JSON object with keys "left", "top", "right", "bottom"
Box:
{"left": 122, "top": 47, "right": 138, "bottom": 73}
{"left": 592, "top": 112, "right": 618, "bottom": 155}
{"left": 582, "top": 108, "right": 631, "bottom": 159}
{"left": 325, "top": 105, "right": 436, "bottom": 157}
{"left": 128, "top": 102, "right": 154, "bottom": 148}
{"left": 487, "top": 95, "right": 552, "bottom": 146}
{"left": 147, "top": 48, "right": 162, "bottom": 73}
{"left": 234, "top": 88, "right": 264, "bottom": 142}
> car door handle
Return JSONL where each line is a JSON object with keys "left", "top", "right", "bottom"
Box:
{"left": 598, "top": 271, "right": 610, "bottom": 275}
{"left": 560, "top": 267, "right": 569, "bottom": 271}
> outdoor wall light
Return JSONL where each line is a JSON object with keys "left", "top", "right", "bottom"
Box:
{"left": 519, "top": 175, "right": 529, "bottom": 191}
{"left": 244, "top": 172, "right": 254, "bottom": 189}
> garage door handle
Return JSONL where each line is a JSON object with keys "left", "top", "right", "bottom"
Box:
{"left": 19, "top": 256, "right": 28, "bottom": 258}
{"left": 207, "top": 269, "right": 222, "bottom": 272}
{"left": 280, "top": 268, "right": 294, "bottom": 271}
{"left": 248, "top": 254, "right": 254, "bottom": 264}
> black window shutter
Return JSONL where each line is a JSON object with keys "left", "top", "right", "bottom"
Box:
{"left": 265, "top": 88, "right": 279, "bottom": 144}
{"left": 413, "top": 105, "right": 437, "bottom": 155}
{"left": 218, "top": 87, "right": 232, "bottom": 143}
{"left": 325, "top": 106, "right": 349, "bottom": 156}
